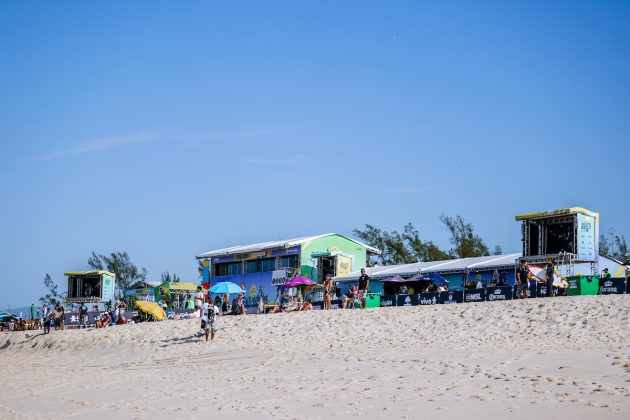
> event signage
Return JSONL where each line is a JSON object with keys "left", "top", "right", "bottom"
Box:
{"left": 464, "top": 289, "right": 485, "bottom": 303}
{"left": 417, "top": 293, "right": 439, "bottom": 305}
{"left": 63, "top": 311, "right": 105, "bottom": 327}
{"left": 485, "top": 286, "right": 513, "bottom": 301}
{"left": 536, "top": 283, "right": 548, "bottom": 297}
{"left": 599, "top": 278, "right": 626, "bottom": 295}
{"left": 577, "top": 213, "right": 597, "bottom": 261}
{"left": 319, "top": 299, "right": 342, "bottom": 310}
{"left": 271, "top": 270, "right": 289, "bottom": 286}
{"left": 439, "top": 291, "right": 464, "bottom": 304}
{"left": 380, "top": 295, "right": 396, "bottom": 307}
{"left": 397, "top": 294, "right": 418, "bottom": 307}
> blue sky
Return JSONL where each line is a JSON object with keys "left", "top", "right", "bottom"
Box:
{"left": 1, "top": 1, "right": 629, "bottom": 309}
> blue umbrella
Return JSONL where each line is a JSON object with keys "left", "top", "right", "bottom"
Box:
{"left": 209, "top": 282, "right": 243, "bottom": 294}
{"left": 419, "top": 272, "right": 449, "bottom": 284}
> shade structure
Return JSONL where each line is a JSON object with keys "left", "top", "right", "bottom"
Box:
{"left": 282, "top": 276, "right": 316, "bottom": 288}
{"left": 209, "top": 281, "right": 243, "bottom": 294}
{"left": 381, "top": 275, "right": 407, "bottom": 283}
{"left": 135, "top": 300, "right": 167, "bottom": 321}
{"left": 418, "top": 272, "right": 449, "bottom": 284}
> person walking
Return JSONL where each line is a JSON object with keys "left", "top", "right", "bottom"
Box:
{"left": 200, "top": 298, "right": 220, "bottom": 341}
{"left": 358, "top": 268, "right": 370, "bottom": 309}
{"left": 323, "top": 273, "right": 333, "bottom": 310}
{"left": 546, "top": 258, "right": 555, "bottom": 297}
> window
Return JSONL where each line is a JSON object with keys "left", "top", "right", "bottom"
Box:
{"left": 278, "top": 255, "right": 299, "bottom": 269}
{"left": 215, "top": 262, "right": 242, "bottom": 277}
{"left": 245, "top": 258, "right": 277, "bottom": 273}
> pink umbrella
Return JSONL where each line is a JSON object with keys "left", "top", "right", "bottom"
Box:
{"left": 282, "top": 276, "right": 316, "bottom": 288}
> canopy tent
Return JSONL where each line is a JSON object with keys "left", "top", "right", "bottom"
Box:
{"left": 418, "top": 273, "right": 449, "bottom": 284}
{"left": 168, "top": 283, "right": 199, "bottom": 293}
{"left": 381, "top": 275, "right": 407, "bottom": 283}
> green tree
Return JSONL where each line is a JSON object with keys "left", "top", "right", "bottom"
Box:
{"left": 88, "top": 251, "right": 147, "bottom": 291}
{"left": 440, "top": 214, "right": 490, "bottom": 258}
{"left": 353, "top": 223, "right": 451, "bottom": 265}
{"left": 160, "top": 271, "right": 181, "bottom": 283}
{"left": 39, "top": 273, "right": 64, "bottom": 307}
{"left": 600, "top": 228, "right": 628, "bottom": 261}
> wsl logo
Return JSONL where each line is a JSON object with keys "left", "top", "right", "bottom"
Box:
{"left": 465, "top": 292, "right": 483, "bottom": 302}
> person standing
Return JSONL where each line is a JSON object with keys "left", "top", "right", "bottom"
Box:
{"left": 195, "top": 286, "right": 204, "bottom": 309}
{"left": 43, "top": 307, "right": 52, "bottom": 334}
{"left": 516, "top": 260, "right": 530, "bottom": 299}
{"left": 601, "top": 268, "right": 612, "bottom": 278}
{"left": 79, "top": 302, "right": 89, "bottom": 329}
{"left": 200, "top": 298, "right": 220, "bottom": 341}
{"left": 323, "top": 273, "right": 333, "bottom": 310}
{"left": 546, "top": 258, "right": 555, "bottom": 297}
{"left": 358, "top": 268, "right": 370, "bottom": 309}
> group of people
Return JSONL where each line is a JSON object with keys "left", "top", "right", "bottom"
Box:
{"left": 325, "top": 268, "right": 371, "bottom": 310}
{"left": 270, "top": 295, "right": 314, "bottom": 313}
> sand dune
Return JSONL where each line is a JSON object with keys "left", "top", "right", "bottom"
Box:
{"left": 1, "top": 295, "right": 630, "bottom": 419}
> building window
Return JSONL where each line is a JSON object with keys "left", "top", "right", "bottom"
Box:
{"left": 215, "top": 262, "right": 242, "bottom": 277}
{"left": 245, "top": 258, "right": 277, "bottom": 273}
{"left": 278, "top": 255, "right": 299, "bottom": 269}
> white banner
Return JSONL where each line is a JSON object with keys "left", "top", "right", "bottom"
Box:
{"left": 271, "top": 270, "right": 288, "bottom": 286}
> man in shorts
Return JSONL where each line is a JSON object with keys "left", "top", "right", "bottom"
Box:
{"left": 357, "top": 268, "right": 370, "bottom": 309}
{"left": 195, "top": 286, "right": 204, "bottom": 309}
{"left": 200, "top": 299, "right": 219, "bottom": 342}
{"left": 516, "top": 260, "right": 530, "bottom": 299}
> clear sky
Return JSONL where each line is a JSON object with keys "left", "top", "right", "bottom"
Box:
{"left": 1, "top": 1, "right": 629, "bottom": 309}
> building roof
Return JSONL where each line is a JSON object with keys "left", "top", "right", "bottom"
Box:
{"left": 64, "top": 270, "right": 115, "bottom": 277}
{"left": 515, "top": 207, "right": 598, "bottom": 221}
{"left": 196, "top": 233, "right": 381, "bottom": 259}
{"left": 334, "top": 253, "right": 522, "bottom": 281}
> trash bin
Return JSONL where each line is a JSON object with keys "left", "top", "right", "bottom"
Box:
{"left": 365, "top": 293, "right": 380, "bottom": 308}
{"left": 567, "top": 275, "right": 600, "bottom": 296}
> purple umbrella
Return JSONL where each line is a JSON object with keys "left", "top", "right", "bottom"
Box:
{"left": 282, "top": 276, "right": 316, "bottom": 288}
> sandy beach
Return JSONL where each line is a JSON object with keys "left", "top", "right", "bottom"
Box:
{"left": 1, "top": 295, "right": 629, "bottom": 419}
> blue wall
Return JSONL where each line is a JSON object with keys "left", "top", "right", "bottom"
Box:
{"left": 210, "top": 272, "right": 276, "bottom": 305}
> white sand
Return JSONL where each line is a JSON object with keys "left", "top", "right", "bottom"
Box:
{"left": 1, "top": 295, "right": 630, "bottom": 419}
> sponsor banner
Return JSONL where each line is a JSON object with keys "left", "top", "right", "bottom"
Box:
{"left": 537, "top": 282, "right": 549, "bottom": 297}
{"left": 319, "top": 299, "right": 343, "bottom": 310}
{"left": 417, "top": 292, "right": 439, "bottom": 305}
{"left": 397, "top": 294, "right": 418, "bottom": 307}
{"left": 63, "top": 311, "right": 105, "bottom": 326}
{"left": 485, "top": 286, "right": 513, "bottom": 302}
{"left": 379, "top": 295, "right": 397, "bottom": 307}
{"left": 271, "top": 270, "right": 289, "bottom": 286}
{"left": 599, "top": 278, "right": 626, "bottom": 295}
{"left": 166, "top": 308, "right": 197, "bottom": 319}
{"left": 464, "top": 289, "right": 485, "bottom": 303}
{"left": 439, "top": 291, "right": 464, "bottom": 304}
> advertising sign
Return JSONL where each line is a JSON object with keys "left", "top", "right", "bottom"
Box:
{"left": 397, "top": 294, "right": 418, "bottom": 307}
{"left": 336, "top": 256, "right": 352, "bottom": 276}
{"left": 271, "top": 270, "right": 289, "bottom": 286}
{"left": 464, "top": 289, "right": 485, "bottom": 303}
{"left": 101, "top": 274, "right": 115, "bottom": 302}
{"left": 379, "top": 295, "right": 397, "bottom": 307}
{"left": 485, "top": 286, "right": 514, "bottom": 301}
{"left": 439, "top": 291, "right": 464, "bottom": 304}
{"left": 577, "top": 213, "right": 597, "bottom": 261}
{"left": 417, "top": 293, "right": 439, "bottom": 305}
{"left": 599, "top": 278, "right": 626, "bottom": 295}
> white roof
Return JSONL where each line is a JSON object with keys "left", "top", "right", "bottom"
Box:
{"left": 196, "top": 233, "right": 381, "bottom": 259}
{"left": 334, "top": 253, "right": 522, "bottom": 281}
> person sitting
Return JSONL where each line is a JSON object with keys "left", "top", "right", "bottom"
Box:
{"left": 228, "top": 299, "right": 239, "bottom": 315}
{"left": 300, "top": 300, "right": 313, "bottom": 311}
{"left": 399, "top": 285, "right": 408, "bottom": 294}
{"left": 342, "top": 286, "right": 358, "bottom": 309}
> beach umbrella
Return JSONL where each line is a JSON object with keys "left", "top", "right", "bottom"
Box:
{"left": 135, "top": 300, "right": 167, "bottom": 321}
{"left": 419, "top": 273, "right": 449, "bottom": 284}
{"left": 381, "top": 275, "right": 407, "bottom": 283}
{"left": 282, "top": 276, "right": 316, "bottom": 288}
{"left": 209, "top": 281, "right": 243, "bottom": 294}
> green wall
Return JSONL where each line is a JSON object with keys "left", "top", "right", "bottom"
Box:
{"left": 299, "top": 234, "right": 369, "bottom": 281}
